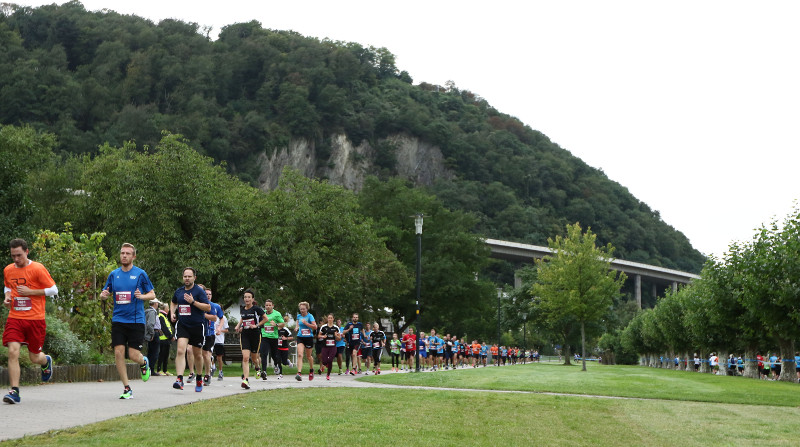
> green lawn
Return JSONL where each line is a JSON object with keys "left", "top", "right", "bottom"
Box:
{"left": 362, "top": 362, "right": 800, "bottom": 407}
{"left": 6, "top": 362, "right": 800, "bottom": 446}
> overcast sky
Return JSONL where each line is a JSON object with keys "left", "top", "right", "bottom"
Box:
{"left": 16, "top": 1, "right": 800, "bottom": 259}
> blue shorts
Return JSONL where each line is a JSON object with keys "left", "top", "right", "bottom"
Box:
{"left": 420, "top": 350, "right": 428, "bottom": 358}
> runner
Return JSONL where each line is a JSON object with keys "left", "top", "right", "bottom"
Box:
{"left": 471, "top": 340, "right": 481, "bottom": 367}
{"left": 259, "top": 298, "right": 284, "bottom": 380}
{"left": 444, "top": 334, "right": 453, "bottom": 370}
{"left": 402, "top": 327, "right": 416, "bottom": 371}
{"left": 99, "top": 243, "right": 156, "bottom": 399}
{"left": 3, "top": 238, "right": 57, "bottom": 404}
{"left": 317, "top": 313, "right": 341, "bottom": 380}
{"left": 458, "top": 338, "right": 467, "bottom": 368}
{"left": 170, "top": 267, "right": 211, "bottom": 392}
{"left": 490, "top": 344, "right": 499, "bottom": 366}
{"left": 361, "top": 323, "right": 373, "bottom": 374}
{"left": 295, "top": 301, "right": 317, "bottom": 381}
{"left": 335, "top": 318, "right": 346, "bottom": 375}
{"left": 342, "top": 313, "right": 363, "bottom": 375}
{"left": 235, "top": 288, "right": 266, "bottom": 389}
{"left": 480, "top": 342, "right": 488, "bottom": 367}
{"left": 213, "top": 308, "right": 228, "bottom": 380}
{"left": 202, "top": 286, "right": 222, "bottom": 386}
{"left": 389, "top": 332, "right": 402, "bottom": 372}
{"left": 426, "top": 329, "right": 440, "bottom": 371}
{"left": 276, "top": 325, "right": 293, "bottom": 379}
{"left": 371, "top": 322, "right": 386, "bottom": 374}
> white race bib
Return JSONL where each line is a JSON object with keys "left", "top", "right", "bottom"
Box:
{"left": 326, "top": 339, "right": 335, "bottom": 346}
{"left": 265, "top": 324, "right": 274, "bottom": 332}
{"left": 352, "top": 333, "right": 359, "bottom": 340}
{"left": 278, "top": 339, "right": 284, "bottom": 347}
{"left": 300, "top": 329, "right": 311, "bottom": 337}
{"left": 13, "top": 297, "right": 32, "bottom": 311}
{"left": 115, "top": 291, "right": 132, "bottom": 305}
{"left": 178, "top": 304, "right": 191, "bottom": 316}
{"left": 243, "top": 318, "right": 256, "bottom": 329}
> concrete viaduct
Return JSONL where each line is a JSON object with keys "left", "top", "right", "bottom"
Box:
{"left": 485, "top": 238, "right": 701, "bottom": 309}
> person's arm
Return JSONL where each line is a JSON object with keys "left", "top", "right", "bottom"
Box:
{"left": 16, "top": 284, "right": 58, "bottom": 297}
{"left": 135, "top": 289, "right": 156, "bottom": 301}
{"left": 170, "top": 301, "right": 177, "bottom": 322}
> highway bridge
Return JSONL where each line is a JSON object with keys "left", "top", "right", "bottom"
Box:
{"left": 485, "top": 238, "right": 701, "bottom": 308}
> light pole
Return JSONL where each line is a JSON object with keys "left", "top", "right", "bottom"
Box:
{"left": 496, "top": 288, "right": 502, "bottom": 355}
{"left": 521, "top": 312, "right": 527, "bottom": 351}
{"left": 414, "top": 214, "right": 423, "bottom": 373}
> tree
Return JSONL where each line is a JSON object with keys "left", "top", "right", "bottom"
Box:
{"left": 533, "top": 223, "right": 627, "bottom": 370}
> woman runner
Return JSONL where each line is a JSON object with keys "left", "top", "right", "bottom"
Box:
{"left": 390, "top": 333, "right": 402, "bottom": 372}
{"left": 235, "top": 289, "right": 266, "bottom": 389}
{"left": 295, "top": 301, "right": 317, "bottom": 381}
{"left": 317, "top": 313, "right": 341, "bottom": 380}
{"left": 371, "top": 322, "right": 385, "bottom": 374}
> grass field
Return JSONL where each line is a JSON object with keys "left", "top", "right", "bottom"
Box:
{"left": 5, "top": 362, "right": 800, "bottom": 446}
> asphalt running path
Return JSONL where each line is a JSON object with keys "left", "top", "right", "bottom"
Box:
{"left": 0, "top": 366, "right": 625, "bottom": 441}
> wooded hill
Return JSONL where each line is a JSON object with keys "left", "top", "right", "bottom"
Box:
{"left": 0, "top": 2, "right": 705, "bottom": 273}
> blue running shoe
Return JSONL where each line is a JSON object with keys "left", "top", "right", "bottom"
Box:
{"left": 141, "top": 358, "right": 151, "bottom": 382}
{"left": 173, "top": 380, "right": 183, "bottom": 390}
{"left": 41, "top": 355, "right": 53, "bottom": 382}
{"left": 195, "top": 379, "right": 203, "bottom": 393}
{"left": 3, "top": 390, "right": 20, "bottom": 404}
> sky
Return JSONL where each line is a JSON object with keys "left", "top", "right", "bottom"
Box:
{"left": 15, "top": 1, "right": 800, "bottom": 259}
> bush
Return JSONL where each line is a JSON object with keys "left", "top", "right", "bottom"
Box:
{"left": 44, "top": 315, "right": 90, "bottom": 365}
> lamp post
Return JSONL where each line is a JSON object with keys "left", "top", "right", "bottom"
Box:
{"left": 414, "top": 213, "right": 423, "bottom": 373}
{"left": 521, "top": 312, "right": 527, "bottom": 351}
{"left": 496, "top": 288, "right": 502, "bottom": 353}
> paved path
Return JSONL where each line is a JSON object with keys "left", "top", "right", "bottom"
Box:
{"left": 0, "top": 367, "right": 630, "bottom": 441}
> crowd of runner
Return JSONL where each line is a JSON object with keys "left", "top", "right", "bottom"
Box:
{"left": 3, "top": 239, "right": 542, "bottom": 404}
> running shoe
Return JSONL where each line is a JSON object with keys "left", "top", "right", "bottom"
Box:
{"left": 141, "top": 358, "right": 151, "bottom": 382}
{"left": 186, "top": 373, "right": 195, "bottom": 383}
{"left": 377, "top": 368, "right": 381, "bottom": 375}
{"left": 3, "top": 390, "right": 20, "bottom": 404}
{"left": 317, "top": 368, "right": 322, "bottom": 375}
{"left": 326, "top": 374, "right": 330, "bottom": 381}
{"left": 274, "top": 365, "right": 280, "bottom": 376}
{"left": 195, "top": 379, "right": 203, "bottom": 392}
{"left": 173, "top": 380, "right": 184, "bottom": 390}
{"left": 241, "top": 379, "right": 250, "bottom": 390}
{"left": 364, "top": 370, "right": 369, "bottom": 375}
{"left": 41, "top": 355, "right": 53, "bottom": 382}
{"left": 278, "top": 374, "right": 283, "bottom": 379}
{"left": 349, "top": 370, "right": 355, "bottom": 376}
{"left": 338, "top": 370, "right": 342, "bottom": 376}
{"left": 218, "top": 371, "right": 224, "bottom": 381}
{"left": 120, "top": 388, "right": 133, "bottom": 399}
{"left": 309, "top": 372, "right": 314, "bottom": 381}
{"left": 260, "top": 370, "right": 267, "bottom": 380}
{"left": 204, "top": 375, "right": 211, "bottom": 385}
{"left": 295, "top": 374, "right": 302, "bottom": 381}
{"left": 164, "top": 371, "right": 173, "bottom": 376}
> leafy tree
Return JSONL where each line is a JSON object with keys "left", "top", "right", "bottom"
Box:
{"left": 533, "top": 223, "right": 627, "bottom": 370}
{"left": 31, "top": 225, "right": 117, "bottom": 353}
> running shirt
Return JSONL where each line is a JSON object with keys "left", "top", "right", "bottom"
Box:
{"left": 371, "top": 330, "right": 386, "bottom": 350}
{"left": 214, "top": 316, "right": 228, "bottom": 344}
{"left": 4, "top": 260, "right": 56, "bottom": 321}
{"left": 206, "top": 302, "right": 223, "bottom": 336}
{"left": 361, "top": 330, "right": 373, "bottom": 349}
{"left": 319, "top": 324, "right": 340, "bottom": 347}
{"left": 437, "top": 339, "right": 444, "bottom": 354}
{"left": 172, "top": 284, "right": 209, "bottom": 327}
{"left": 471, "top": 343, "right": 480, "bottom": 355}
{"left": 344, "top": 321, "right": 363, "bottom": 344}
{"left": 260, "top": 309, "right": 284, "bottom": 338}
{"left": 103, "top": 266, "right": 154, "bottom": 324}
{"left": 402, "top": 333, "right": 416, "bottom": 351}
{"left": 480, "top": 345, "right": 488, "bottom": 356}
{"left": 390, "top": 339, "right": 401, "bottom": 354}
{"left": 277, "top": 327, "right": 292, "bottom": 350}
{"left": 296, "top": 312, "right": 315, "bottom": 338}
{"left": 427, "top": 336, "right": 440, "bottom": 352}
{"left": 490, "top": 346, "right": 498, "bottom": 356}
{"left": 240, "top": 305, "right": 265, "bottom": 331}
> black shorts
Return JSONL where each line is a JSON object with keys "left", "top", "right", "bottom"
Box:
{"left": 111, "top": 322, "right": 145, "bottom": 350}
{"left": 428, "top": 351, "right": 438, "bottom": 358}
{"left": 348, "top": 341, "right": 360, "bottom": 351}
{"left": 297, "top": 337, "right": 313, "bottom": 349}
{"left": 176, "top": 323, "right": 205, "bottom": 348}
{"left": 240, "top": 330, "right": 261, "bottom": 352}
{"left": 213, "top": 343, "right": 225, "bottom": 357}
{"left": 373, "top": 348, "right": 382, "bottom": 363}
{"left": 203, "top": 335, "right": 214, "bottom": 351}
{"left": 337, "top": 345, "right": 345, "bottom": 355}
{"left": 361, "top": 348, "right": 372, "bottom": 359}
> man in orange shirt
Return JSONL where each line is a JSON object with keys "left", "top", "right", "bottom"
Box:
{"left": 490, "top": 344, "right": 499, "bottom": 366}
{"left": 3, "top": 239, "right": 58, "bottom": 404}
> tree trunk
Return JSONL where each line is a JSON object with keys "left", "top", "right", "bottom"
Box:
{"left": 743, "top": 347, "right": 759, "bottom": 379}
{"left": 778, "top": 338, "right": 796, "bottom": 382}
{"left": 581, "top": 322, "right": 587, "bottom": 371}
{"left": 563, "top": 343, "right": 572, "bottom": 365}
{"left": 699, "top": 350, "right": 709, "bottom": 374}
{"left": 717, "top": 350, "right": 728, "bottom": 376}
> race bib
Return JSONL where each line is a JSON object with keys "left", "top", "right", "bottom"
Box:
{"left": 13, "top": 297, "right": 32, "bottom": 311}
{"left": 243, "top": 318, "right": 256, "bottom": 329}
{"left": 115, "top": 291, "right": 132, "bottom": 305}
{"left": 364, "top": 342, "right": 372, "bottom": 348}
{"left": 374, "top": 341, "right": 381, "bottom": 348}
{"left": 265, "top": 324, "right": 274, "bottom": 332}
{"left": 300, "top": 329, "right": 311, "bottom": 337}
{"left": 352, "top": 333, "right": 359, "bottom": 340}
{"left": 178, "top": 304, "right": 191, "bottom": 315}
{"left": 278, "top": 339, "right": 284, "bottom": 347}
{"left": 326, "top": 339, "right": 335, "bottom": 346}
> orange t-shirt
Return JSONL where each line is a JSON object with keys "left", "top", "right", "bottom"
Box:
{"left": 471, "top": 343, "right": 481, "bottom": 355}
{"left": 4, "top": 261, "right": 55, "bottom": 320}
{"left": 490, "top": 346, "right": 498, "bottom": 355}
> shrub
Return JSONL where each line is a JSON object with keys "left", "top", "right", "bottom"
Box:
{"left": 44, "top": 315, "right": 90, "bottom": 365}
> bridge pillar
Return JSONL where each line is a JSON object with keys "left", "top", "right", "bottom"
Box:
{"left": 672, "top": 282, "right": 678, "bottom": 293}
{"left": 635, "top": 274, "right": 642, "bottom": 309}
{"left": 652, "top": 284, "right": 657, "bottom": 300}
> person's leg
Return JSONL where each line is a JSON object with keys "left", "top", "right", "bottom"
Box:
{"left": 296, "top": 344, "right": 305, "bottom": 376}
{"left": 114, "top": 344, "right": 130, "bottom": 387}
{"left": 175, "top": 338, "right": 188, "bottom": 377}
{"left": 6, "top": 342, "right": 21, "bottom": 388}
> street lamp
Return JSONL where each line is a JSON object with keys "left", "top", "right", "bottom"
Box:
{"left": 414, "top": 213, "right": 423, "bottom": 372}
{"left": 497, "top": 288, "right": 502, "bottom": 358}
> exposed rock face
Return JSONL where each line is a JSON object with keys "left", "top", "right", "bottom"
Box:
{"left": 256, "top": 133, "right": 452, "bottom": 192}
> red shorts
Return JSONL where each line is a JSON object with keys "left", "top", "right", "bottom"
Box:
{"left": 3, "top": 318, "right": 47, "bottom": 354}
